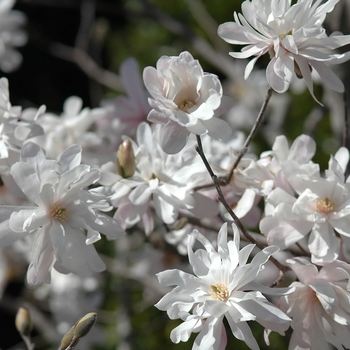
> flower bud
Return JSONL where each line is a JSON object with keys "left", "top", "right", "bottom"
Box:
{"left": 59, "top": 313, "right": 97, "bottom": 350}
{"left": 59, "top": 326, "right": 76, "bottom": 350}
{"left": 73, "top": 312, "right": 97, "bottom": 339}
{"left": 171, "top": 217, "right": 188, "bottom": 230}
{"left": 15, "top": 307, "right": 33, "bottom": 337}
{"left": 116, "top": 139, "right": 136, "bottom": 178}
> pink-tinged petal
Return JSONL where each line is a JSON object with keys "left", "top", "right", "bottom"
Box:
{"left": 159, "top": 121, "right": 189, "bottom": 154}
{"left": 261, "top": 216, "right": 312, "bottom": 249}
{"left": 203, "top": 117, "right": 232, "bottom": 142}
{"left": 318, "top": 260, "right": 350, "bottom": 283}
{"left": 142, "top": 208, "right": 154, "bottom": 235}
{"left": 309, "top": 60, "right": 344, "bottom": 92}
{"left": 238, "top": 298, "right": 291, "bottom": 332}
{"left": 114, "top": 201, "right": 145, "bottom": 228}
{"left": 120, "top": 58, "right": 150, "bottom": 113}
{"left": 287, "top": 257, "right": 320, "bottom": 284}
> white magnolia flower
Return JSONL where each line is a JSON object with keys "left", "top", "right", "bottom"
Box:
{"left": 261, "top": 146, "right": 350, "bottom": 263}
{"left": 0, "top": 77, "right": 45, "bottom": 195}
{"left": 143, "top": 51, "right": 233, "bottom": 154}
{"left": 218, "top": 0, "right": 350, "bottom": 103}
{"left": 100, "top": 122, "right": 214, "bottom": 234}
{"left": 156, "top": 223, "right": 291, "bottom": 350}
{"left": 0, "top": 142, "right": 125, "bottom": 286}
{"left": 0, "top": 0, "right": 27, "bottom": 72}
{"left": 36, "top": 96, "right": 106, "bottom": 159}
{"left": 280, "top": 257, "right": 350, "bottom": 350}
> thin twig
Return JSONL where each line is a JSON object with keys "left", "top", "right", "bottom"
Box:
{"left": 22, "top": 335, "right": 35, "bottom": 350}
{"left": 225, "top": 87, "right": 273, "bottom": 184}
{"left": 75, "top": 0, "right": 96, "bottom": 51}
{"left": 195, "top": 134, "right": 289, "bottom": 273}
{"left": 193, "top": 88, "right": 273, "bottom": 192}
{"left": 136, "top": 0, "right": 239, "bottom": 81}
{"left": 50, "top": 42, "right": 123, "bottom": 91}
{"left": 183, "top": 0, "right": 231, "bottom": 53}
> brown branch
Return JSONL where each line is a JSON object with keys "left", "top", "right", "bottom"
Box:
{"left": 50, "top": 42, "right": 122, "bottom": 91}
{"left": 195, "top": 134, "right": 289, "bottom": 273}
{"left": 225, "top": 87, "right": 273, "bottom": 184}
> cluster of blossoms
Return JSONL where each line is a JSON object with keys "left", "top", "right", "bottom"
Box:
{"left": 1, "top": 0, "right": 350, "bottom": 349}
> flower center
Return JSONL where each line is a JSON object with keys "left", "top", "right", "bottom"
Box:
{"left": 210, "top": 283, "right": 229, "bottom": 302}
{"left": 279, "top": 30, "right": 293, "bottom": 41}
{"left": 49, "top": 203, "right": 68, "bottom": 222}
{"left": 315, "top": 197, "right": 336, "bottom": 214}
{"left": 178, "top": 100, "right": 195, "bottom": 112}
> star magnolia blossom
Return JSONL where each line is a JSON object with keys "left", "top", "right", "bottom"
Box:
{"left": 280, "top": 258, "right": 350, "bottom": 350}
{"left": 261, "top": 146, "right": 350, "bottom": 263}
{"left": 143, "top": 51, "right": 233, "bottom": 154}
{"left": 155, "top": 223, "right": 291, "bottom": 350}
{"left": 218, "top": 0, "right": 350, "bottom": 103}
{"left": 100, "top": 122, "right": 215, "bottom": 234}
{"left": 0, "top": 142, "right": 125, "bottom": 286}
{"left": 36, "top": 96, "right": 106, "bottom": 159}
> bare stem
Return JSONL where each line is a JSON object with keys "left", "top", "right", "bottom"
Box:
{"left": 225, "top": 87, "right": 273, "bottom": 184}
{"left": 22, "top": 335, "right": 35, "bottom": 350}
{"left": 50, "top": 42, "right": 122, "bottom": 91}
{"left": 193, "top": 88, "right": 273, "bottom": 192}
{"left": 195, "top": 134, "right": 289, "bottom": 273}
